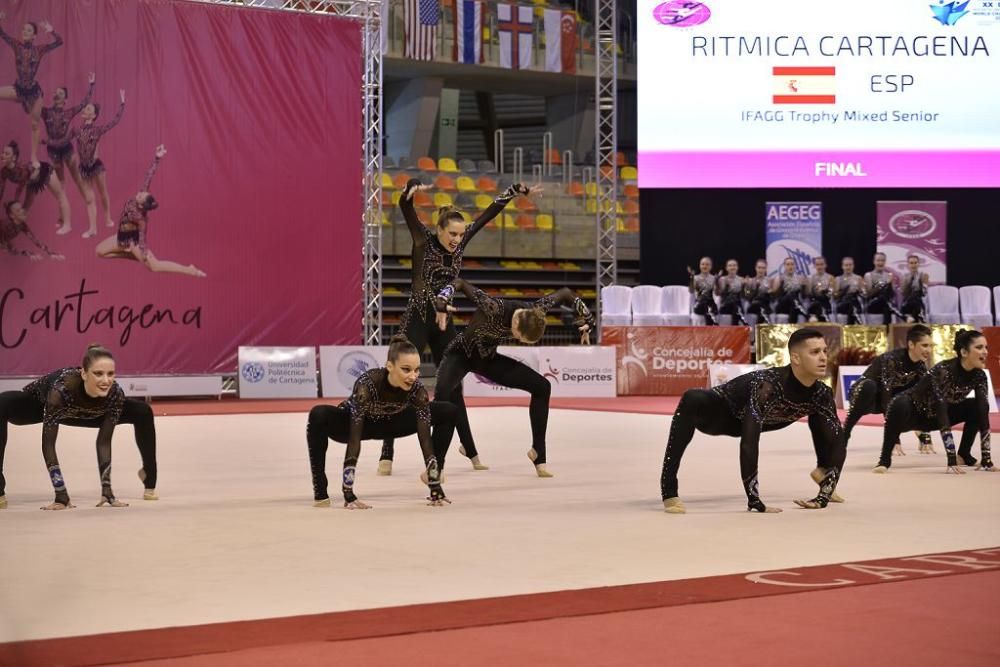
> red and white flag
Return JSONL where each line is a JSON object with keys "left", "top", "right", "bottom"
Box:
{"left": 405, "top": 0, "right": 439, "bottom": 61}
{"left": 772, "top": 66, "right": 836, "bottom": 104}
{"left": 543, "top": 9, "right": 577, "bottom": 74}
{"left": 498, "top": 3, "right": 533, "bottom": 70}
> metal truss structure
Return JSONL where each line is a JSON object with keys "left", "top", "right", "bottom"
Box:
{"left": 204, "top": 0, "right": 384, "bottom": 344}
{"left": 593, "top": 0, "right": 618, "bottom": 337}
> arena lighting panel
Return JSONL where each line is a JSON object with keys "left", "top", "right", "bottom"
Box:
{"left": 638, "top": 0, "right": 1000, "bottom": 187}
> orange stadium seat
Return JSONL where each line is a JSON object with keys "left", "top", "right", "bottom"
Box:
{"left": 515, "top": 196, "right": 537, "bottom": 212}
{"left": 417, "top": 156, "right": 437, "bottom": 171}
{"left": 626, "top": 216, "right": 640, "bottom": 232}
{"left": 413, "top": 191, "right": 434, "bottom": 208}
{"left": 624, "top": 200, "right": 640, "bottom": 215}
{"left": 566, "top": 181, "right": 584, "bottom": 197}
{"left": 392, "top": 172, "right": 412, "bottom": 189}
{"left": 546, "top": 148, "right": 562, "bottom": 165}
{"left": 615, "top": 151, "right": 627, "bottom": 166}
{"left": 516, "top": 213, "right": 536, "bottom": 229}
{"left": 434, "top": 174, "right": 457, "bottom": 191}
{"left": 623, "top": 184, "right": 639, "bottom": 198}
{"left": 477, "top": 176, "right": 498, "bottom": 192}
{"left": 438, "top": 157, "right": 459, "bottom": 173}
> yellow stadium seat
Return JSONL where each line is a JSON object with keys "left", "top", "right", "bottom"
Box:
{"left": 456, "top": 176, "right": 477, "bottom": 192}
{"left": 584, "top": 182, "right": 598, "bottom": 197}
{"left": 621, "top": 166, "right": 638, "bottom": 181}
{"left": 502, "top": 213, "right": 517, "bottom": 229}
{"left": 391, "top": 190, "right": 402, "bottom": 206}
{"left": 381, "top": 172, "right": 395, "bottom": 189}
{"left": 585, "top": 198, "right": 597, "bottom": 214}
{"left": 433, "top": 192, "right": 454, "bottom": 208}
{"left": 536, "top": 213, "right": 554, "bottom": 230}
{"left": 475, "top": 194, "right": 493, "bottom": 210}
{"left": 438, "top": 157, "right": 459, "bottom": 173}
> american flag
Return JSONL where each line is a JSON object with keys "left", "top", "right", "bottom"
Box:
{"left": 405, "top": 0, "right": 439, "bottom": 61}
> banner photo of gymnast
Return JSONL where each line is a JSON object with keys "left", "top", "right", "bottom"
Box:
{"left": 0, "top": 0, "right": 362, "bottom": 375}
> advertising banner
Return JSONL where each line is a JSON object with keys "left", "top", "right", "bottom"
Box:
{"left": 877, "top": 201, "right": 947, "bottom": 285}
{"left": 838, "top": 365, "right": 869, "bottom": 407}
{"left": 765, "top": 202, "right": 823, "bottom": 278}
{"left": 0, "top": 0, "right": 362, "bottom": 375}
{"left": 708, "top": 363, "right": 763, "bottom": 388}
{"left": 319, "top": 346, "right": 390, "bottom": 398}
{"left": 462, "top": 346, "right": 536, "bottom": 397}
{"left": 602, "top": 326, "right": 752, "bottom": 395}
{"left": 238, "top": 347, "right": 317, "bottom": 398}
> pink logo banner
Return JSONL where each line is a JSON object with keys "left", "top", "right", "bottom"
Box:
{"left": 0, "top": 0, "right": 362, "bottom": 375}
{"left": 876, "top": 201, "right": 947, "bottom": 285}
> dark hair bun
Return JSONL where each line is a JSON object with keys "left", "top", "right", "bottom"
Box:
{"left": 953, "top": 328, "right": 983, "bottom": 354}
{"left": 389, "top": 334, "right": 411, "bottom": 345}
{"left": 87, "top": 342, "right": 104, "bottom": 351}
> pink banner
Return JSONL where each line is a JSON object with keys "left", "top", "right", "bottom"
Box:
{"left": 638, "top": 151, "right": 1000, "bottom": 189}
{"left": 876, "top": 201, "right": 947, "bottom": 285}
{"left": 0, "top": 0, "right": 362, "bottom": 374}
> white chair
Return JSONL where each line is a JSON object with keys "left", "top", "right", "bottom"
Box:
{"left": 600, "top": 285, "right": 633, "bottom": 326}
{"left": 631, "top": 285, "right": 665, "bottom": 325}
{"left": 959, "top": 285, "right": 994, "bottom": 327}
{"left": 927, "top": 285, "right": 960, "bottom": 324}
{"left": 994, "top": 286, "right": 1000, "bottom": 321}
{"left": 660, "top": 285, "right": 693, "bottom": 325}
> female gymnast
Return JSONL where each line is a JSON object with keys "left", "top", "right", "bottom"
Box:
{"left": 377, "top": 178, "right": 540, "bottom": 474}
{"left": 306, "top": 335, "right": 458, "bottom": 509}
{"left": 94, "top": 145, "right": 207, "bottom": 277}
{"left": 1, "top": 200, "right": 63, "bottom": 260}
{"left": 688, "top": 256, "right": 718, "bottom": 325}
{"left": 771, "top": 257, "right": 806, "bottom": 323}
{"left": 0, "top": 344, "right": 159, "bottom": 510}
{"left": 0, "top": 139, "right": 71, "bottom": 231}
{"left": 716, "top": 259, "right": 746, "bottom": 325}
{"left": 0, "top": 12, "right": 62, "bottom": 165}
{"left": 874, "top": 329, "right": 994, "bottom": 474}
{"left": 431, "top": 278, "right": 593, "bottom": 477}
{"left": 42, "top": 72, "right": 95, "bottom": 226}
{"left": 67, "top": 88, "right": 125, "bottom": 238}
{"left": 744, "top": 259, "right": 771, "bottom": 324}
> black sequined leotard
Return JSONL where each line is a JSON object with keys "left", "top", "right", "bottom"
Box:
{"left": 42, "top": 80, "right": 95, "bottom": 160}
{"left": 398, "top": 179, "right": 522, "bottom": 329}
{"left": 851, "top": 347, "right": 927, "bottom": 413}
{"left": 69, "top": 102, "right": 125, "bottom": 180}
{"left": 905, "top": 358, "right": 990, "bottom": 441}
{"left": 0, "top": 26, "right": 62, "bottom": 113}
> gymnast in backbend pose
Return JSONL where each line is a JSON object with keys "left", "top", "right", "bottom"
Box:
{"left": 306, "top": 335, "right": 458, "bottom": 509}
{"left": 744, "top": 259, "right": 772, "bottom": 324}
{"left": 63, "top": 88, "right": 125, "bottom": 238}
{"left": 771, "top": 257, "right": 806, "bottom": 323}
{"left": 377, "top": 178, "right": 541, "bottom": 475}
{"left": 874, "top": 329, "right": 994, "bottom": 474}
{"left": 0, "top": 345, "right": 159, "bottom": 510}
{"left": 834, "top": 257, "right": 864, "bottom": 324}
{"left": 431, "top": 278, "right": 594, "bottom": 477}
{"left": 0, "top": 140, "right": 71, "bottom": 229}
{"left": 660, "top": 328, "right": 845, "bottom": 514}
{"left": 1, "top": 200, "right": 63, "bottom": 260}
{"left": 843, "top": 324, "right": 934, "bottom": 455}
{"left": 715, "top": 259, "right": 747, "bottom": 325}
{"left": 688, "top": 256, "right": 718, "bottom": 325}
{"left": 42, "top": 72, "right": 95, "bottom": 231}
{"left": 95, "top": 145, "right": 206, "bottom": 277}
{"left": 0, "top": 12, "right": 62, "bottom": 165}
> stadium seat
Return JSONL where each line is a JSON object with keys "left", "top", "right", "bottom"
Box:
{"left": 502, "top": 213, "right": 517, "bottom": 229}
{"left": 454, "top": 192, "right": 476, "bottom": 208}
{"left": 477, "top": 176, "right": 498, "bottom": 192}
{"left": 631, "top": 285, "right": 664, "bottom": 325}
{"left": 599, "top": 164, "right": 615, "bottom": 179}
{"left": 381, "top": 172, "right": 395, "bottom": 190}
{"left": 413, "top": 191, "right": 434, "bottom": 209}
{"left": 474, "top": 194, "right": 493, "bottom": 210}
{"left": 623, "top": 184, "right": 639, "bottom": 198}
{"left": 624, "top": 200, "right": 640, "bottom": 215}
{"left": 625, "top": 217, "right": 640, "bottom": 232}
{"left": 584, "top": 182, "right": 598, "bottom": 197}
{"left": 456, "top": 176, "right": 477, "bottom": 192}
{"left": 615, "top": 151, "right": 627, "bottom": 166}
{"left": 459, "top": 158, "right": 477, "bottom": 173}
{"left": 381, "top": 191, "right": 393, "bottom": 207}
{"left": 566, "top": 181, "right": 585, "bottom": 197}
{"left": 391, "top": 190, "right": 402, "bottom": 206}
{"left": 438, "top": 157, "right": 459, "bottom": 173}
{"left": 661, "top": 286, "right": 693, "bottom": 325}
{"left": 433, "top": 192, "right": 454, "bottom": 208}
{"left": 477, "top": 159, "right": 497, "bottom": 173}
{"left": 927, "top": 285, "right": 960, "bottom": 324}
{"left": 396, "top": 156, "right": 415, "bottom": 170}
{"left": 515, "top": 213, "right": 536, "bottom": 229}
{"left": 515, "top": 196, "right": 537, "bottom": 212}
{"left": 392, "top": 173, "right": 412, "bottom": 190}
{"left": 536, "top": 213, "right": 554, "bottom": 230}
{"left": 546, "top": 148, "right": 563, "bottom": 165}
{"left": 620, "top": 166, "right": 638, "bottom": 181}
{"left": 600, "top": 285, "right": 632, "bottom": 325}
{"left": 434, "top": 174, "right": 457, "bottom": 191}
{"left": 959, "top": 285, "right": 994, "bottom": 326}
{"left": 417, "top": 156, "right": 437, "bottom": 171}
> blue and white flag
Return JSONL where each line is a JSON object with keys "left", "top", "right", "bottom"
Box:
{"left": 453, "top": 0, "right": 483, "bottom": 64}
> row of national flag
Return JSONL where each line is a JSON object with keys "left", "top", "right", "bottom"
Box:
{"left": 403, "top": 0, "right": 577, "bottom": 73}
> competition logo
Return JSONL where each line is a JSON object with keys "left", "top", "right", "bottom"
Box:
{"left": 621, "top": 330, "right": 650, "bottom": 377}
{"left": 929, "top": 1, "right": 971, "bottom": 26}
{"left": 241, "top": 362, "right": 265, "bottom": 384}
{"left": 543, "top": 358, "right": 560, "bottom": 384}
{"left": 888, "top": 210, "right": 938, "bottom": 239}
{"left": 652, "top": 1, "right": 711, "bottom": 27}
{"left": 337, "top": 351, "right": 380, "bottom": 390}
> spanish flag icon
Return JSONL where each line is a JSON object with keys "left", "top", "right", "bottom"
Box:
{"left": 772, "top": 66, "right": 836, "bottom": 104}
